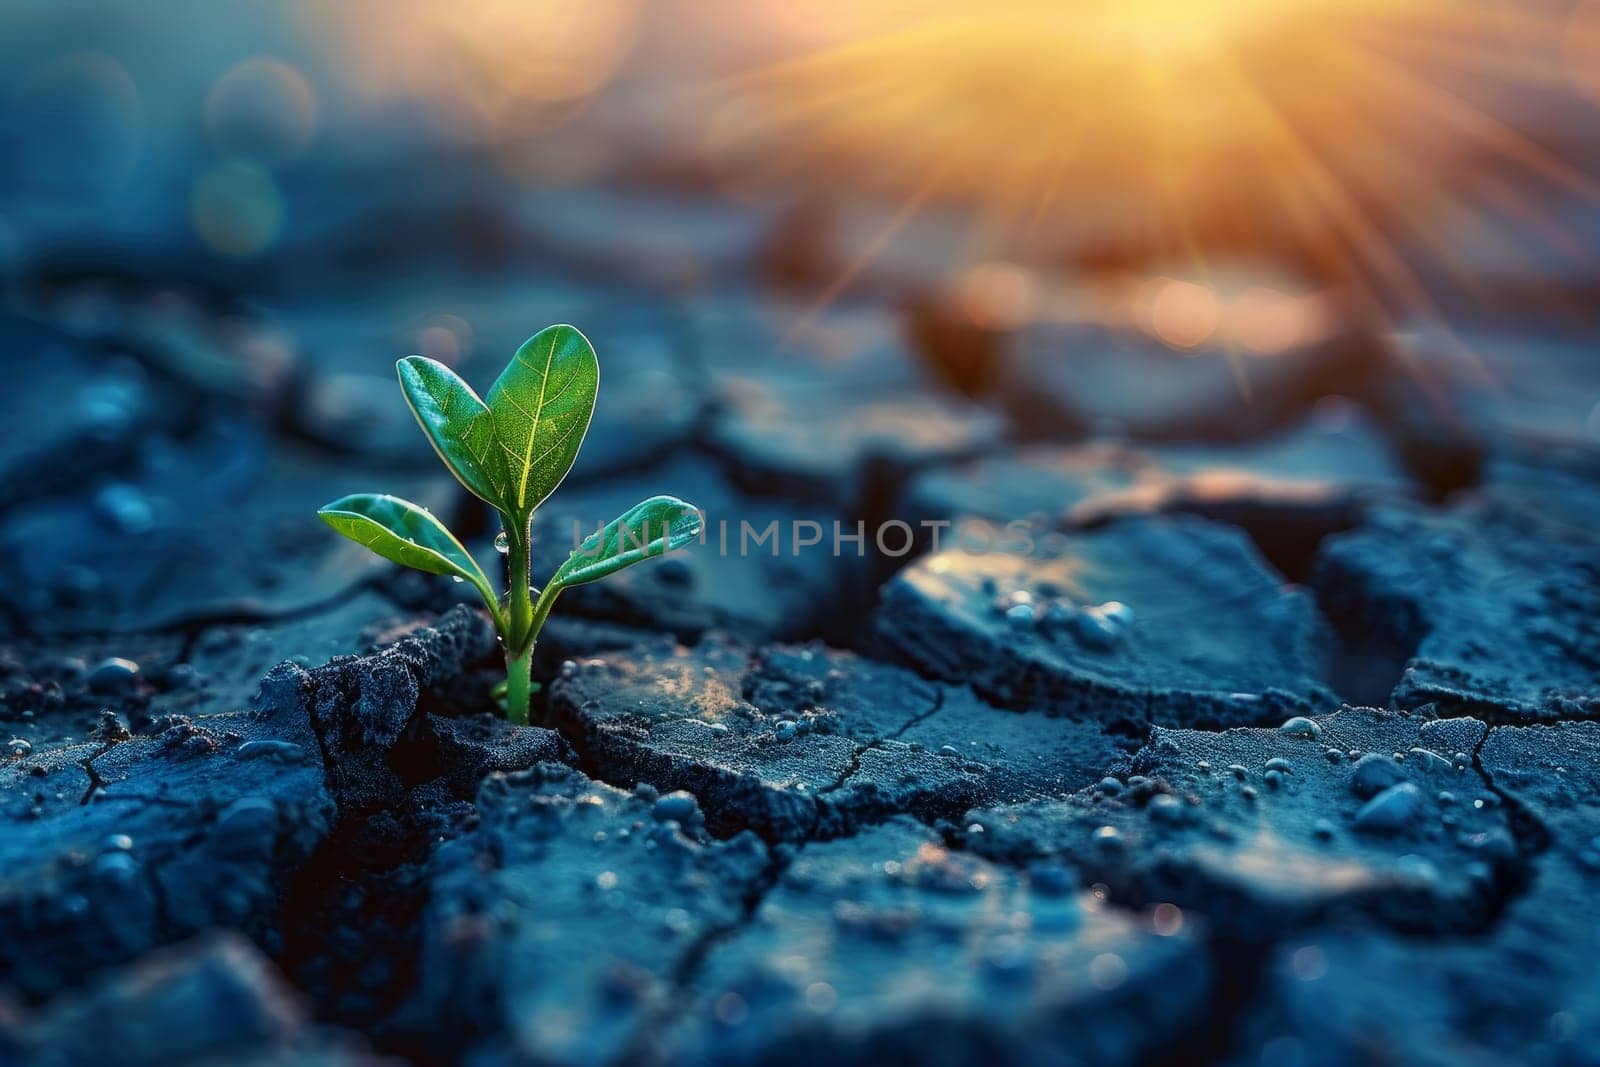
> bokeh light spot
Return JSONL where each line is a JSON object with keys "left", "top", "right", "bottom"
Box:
{"left": 1089, "top": 952, "right": 1128, "bottom": 989}
{"left": 959, "top": 261, "right": 1035, "bottom": 329}
{"left": 192, "top": 160, "right": 284, "bottom": 257}
{"left": 417, "top": 315, "right": 474, "bottom": 367}
{"left": 21, "top": 52, "right": 144, "bottom": 203}
{"left": 1292, "top": 944, "right": 1328, "bottom": 981}
{"left": 1229, "top": 286, "right": 1310, "bottom": 354}
{"left": 804, "top": 981, "right": 839, "bottom": 1013}
{"left": 1146, "top": 278, "right": 1220, "bottom": 349}
{"left": 205, "top": 56, "right": 319, "bottom": 162}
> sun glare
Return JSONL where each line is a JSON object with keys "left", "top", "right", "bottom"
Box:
{"left": 296, "top": 0, "right": 1600, "bottom": 360}
{"left": 1069, "top": 0, "right": 1358, "bottom": 56}
{"left": 692, "top": 0, "right": 1600, "bottom": 375}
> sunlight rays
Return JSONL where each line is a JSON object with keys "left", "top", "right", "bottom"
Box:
{"left": 697, "top": 0, "right": 1600, "bottom": 411}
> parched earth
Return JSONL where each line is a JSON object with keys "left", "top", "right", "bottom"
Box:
{"left": 2, "top": 190, "right": 1598, "bottom": 1066}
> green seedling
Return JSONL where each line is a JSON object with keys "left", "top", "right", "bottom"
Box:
{"left": 319, "top": 324, "right": 701, "bottom": 724}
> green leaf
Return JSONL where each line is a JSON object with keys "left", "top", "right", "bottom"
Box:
{"left": 397, "top": 356, "right": 505, "bottom": 508}
{"left": 318, "top": 493, "right": 494, "bottom": 600}
{"left": 486, "top": 325, "right": 598, "bottom": 518}
{"left": 547, "top": 496, "right": 702, "bottom": 592}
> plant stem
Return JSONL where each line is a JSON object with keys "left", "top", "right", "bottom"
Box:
{"left": 529, "top": 582, "right": 557, "bottom": 647}
{"left": 504, "top": 643, "right": 534, "bottom": 726}
{"left": 506, "top": 518, "right": 533, "bottom": 648}
{"left": 502, "top": 515, "right": 536, "bottom": 724}
{"left": 498, "top": 517, "right": 563, "bottom": 725}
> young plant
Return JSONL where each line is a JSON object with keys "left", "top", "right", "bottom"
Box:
{"left": 318, "top": 324, "right": 701, "bottom": 724}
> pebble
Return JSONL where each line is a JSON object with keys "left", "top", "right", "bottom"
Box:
{"left": 1093, "top": 825, "right": 1123, "bottom": 850}
{"left": 1353, "top": 782, "right": 1424, "bottom": 835}
{"left": 1265, "top": 758, "right": 1293, "bottom": 774}
{"left": 652, "top": 791, "right": 700, "bottom": 824}
{"left": 94, "top": 482, "right": 156, "bottom": 534}
{"left": 1227, "top": 764, "right": 1248, "bottom": 780}
{"left": 1278, "top": 716, "right": 1323, "bottom": 741}
{"left": 89, "top": 711, "right": 130, "bottom": 742}
{"left": 87, "top": 657, "right": 141, "bottom": 694}
{"left": 164, "top": 663, "right": 200, "bottom": 688}
{"left": 94, "top": 850, "right": 140, "bottom": 884}
{"left": 1005, "top": 603, "right": 1036, "bottom": 627}
{"left": 77, "top": 375, "right": 142, "bottom": 438}
{"left": 1040, "top": 601, "right": 1077, "bottom": 630}
{"left": 1071, "top": 601, "right": 1135, "bottom": 650}
{"left": 992, "top": 590, "right": 1034, "bottom": 615}
{"left": 1349, "top": 753, "right": 1406, "bottom": 798}
{"left": 212, "top": 796, "right": 280, "bottom": 854}
{"left": 234, "top": 739, "right": 304, "bottom": 761}
{"left": 1148, "top": 794, "right": 1186, "bottom": 824}
{"left": 1395, "top": 854, "right": 1440, "bottom": 883}
{"left": 1460, "top": 828, "right": 1517, "bottom": 863}
{"left": 1407, "top": 747, "right": 1455, "bottom": 773}
{"left": 1097, "top": 777, "right": 1125, "bottom": 796}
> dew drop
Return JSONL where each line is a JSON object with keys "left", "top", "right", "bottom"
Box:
{"left": 494, "top": 532, "right": 510, "bottom": 554}
{"left": 1278, "top": 716, "right": 1322, "bottom": 741}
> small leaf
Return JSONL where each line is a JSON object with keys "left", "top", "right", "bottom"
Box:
{"left": 547, "top": 496, "right": 702, "bottom": 592}
{"left": 486, "top": 325, "right": 598, "bottom": 518}
{"left": 319, "top": 493, "right": 493, "bottom": 597}
{"left": 397, "top": 356, "right": 505, "bottom": 508}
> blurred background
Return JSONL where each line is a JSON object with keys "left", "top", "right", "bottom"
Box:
{"left": 1, "top": 0, "right": 1598, "bottom": 628}
{"left": 6, "top": 0, "right": 1600, "bottom": 305}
